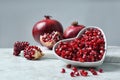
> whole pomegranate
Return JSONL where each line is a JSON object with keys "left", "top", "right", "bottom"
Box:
{"left": 63, "top": 21, "right": 85, "bottom": 39}
{"left": 32, "top": 16, "right": 63, "bottom": 49}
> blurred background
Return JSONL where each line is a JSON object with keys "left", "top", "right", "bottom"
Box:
{"left": 0, "top": 0, "right": 120, "bottom": 48}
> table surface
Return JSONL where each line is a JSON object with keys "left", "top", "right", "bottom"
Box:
{"left": 0, "top": 46, "right": 120, "bottom": 80}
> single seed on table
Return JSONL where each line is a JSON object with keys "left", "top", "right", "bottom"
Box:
{"left": 61, "top": 68, "right": 66, "bottom": 73}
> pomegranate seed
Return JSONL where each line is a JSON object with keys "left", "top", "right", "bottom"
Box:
{"left": 61, "top": 68, "right": 66, "bottom": 73}
{"left": 92, "top": 71, "right": 98, "bottom": 75}
{"left": 72, "top": 66, "right": 78, "bottom": 72}
{"left": 98, "top": 68, "right": 103, "bottom": 73}
{"left": 70, "top": 72, "right": 75, "bottom": 77}
{"left": 89, "top": 68, "right": 95, "bottom": 72}
{"left": 79, "top": 58, "right": 85, "bottom": 62}
{"left": 80, "top": 70, "right": 88, "bottom": 77}
{"left": 66, "top": 64, "right": 72, "bottom": 68}
{"left": 89, "top": 68, "right": 98, "bottom": 75}
{"left": 75, "top": 71, "right": 80, "bottom": 76}
{"left": 80, "top": 69, "right": 85, "bottom": 73}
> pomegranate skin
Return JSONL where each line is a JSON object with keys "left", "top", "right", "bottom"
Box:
{"left": 63, "top": 22, "right": 85, "bottom": 39}
{"left": 32, "top": 16, "right": 63, "bottom": 43}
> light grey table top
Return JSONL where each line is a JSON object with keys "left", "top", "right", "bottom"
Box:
{"left": 0, "top": 46, "right": 120, "bottom": 80}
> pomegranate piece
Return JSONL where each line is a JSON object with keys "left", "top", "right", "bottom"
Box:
{"left": 61, "top": 68, "right": 66, "bottom": 73}
{"left": 55, "top": 28, "right": 105, "bottom": 62}
{"left": 40, "top": 31, "right": 62, "bottom": 49}
{"left": 24, "top": 46, "right": 44, "bottom": 60}
{"left": 13, "top": 41, "right": 30, "bottom": 56}
{"left": 32, "top": 15, "right": 63, "bottom": 43}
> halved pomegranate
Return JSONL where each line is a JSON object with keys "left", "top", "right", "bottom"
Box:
{"left": 40, "top": 31, "right": 62, "bottom": 49}
{"left": 32, "top": 15, "right": 63, "bottom": 47}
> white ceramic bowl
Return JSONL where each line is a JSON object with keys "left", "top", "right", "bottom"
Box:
{"left": 53, "top": 26, "right": 107, "bottom": 67}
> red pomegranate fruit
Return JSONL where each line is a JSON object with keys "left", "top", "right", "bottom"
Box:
{"left": 63, "top": 21, "right": 85, "bottom": 39}
{"left": 24, "top": 46, "right": 44, "bottom": 60}
{"left": 32, "top": 16, "right": 63, "bottom": 47}
{"left": 13, "top": 41, "right": 30, "bottom": 56}
{"left": 40, "top": 31, "right": 62, "bottom": 49}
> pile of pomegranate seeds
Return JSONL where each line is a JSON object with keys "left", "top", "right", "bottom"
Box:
{"left": 55, "top": 28, "right": 105, "bottom": 62}
{"left": 61, "top": 64, "right": 103, "bottom": 77}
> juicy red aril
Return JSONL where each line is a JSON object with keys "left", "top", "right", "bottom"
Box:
{"left": 61, "top": 68, "right": 66, "bottom": 73}
{"left": 55, "top": 28, "right": 105, "bottom": 62}
{"left": 66, "top": 64, "right": 72, "bottom": 68}
{"left": 72, "top": 66, "right": 78, "bottom": 72}
{"left": 76, "top": 72, "right": 80, "bottom": 76}
{"left": 70, "top": 72, "right": 75, "bottom": 77}
{"left": 98, "top": 68, "right": 103, "bottom": 73}
{"left": 92, "top": 71, "right": 98, "bottom": 75}
{"left": 80, "top": 70, "right": 88, "bottom": 77}
{"left": 89, "top": 68, "right": 98, "bottom": 75}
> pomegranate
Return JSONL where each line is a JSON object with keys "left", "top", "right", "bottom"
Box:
{"left": 63, "top": 21, "right": 85, "bottom": 39}
{"left": 13, "top": 41, "right": 30, "bottom": 56}
{"left": 24, "top": 46, "right": 44, "bottom": 60}
{"left": 32, "top": 16, "right": 63, "bottom": 46}
{"left": 55, "top": 27, "right": 105, "bottom": 62}
{"left": 40, "top": 31, "right": 62, "bottom": 49}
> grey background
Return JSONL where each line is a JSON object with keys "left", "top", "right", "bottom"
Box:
{"left": 0, "top": 0, "right": 120, "bottom": 48}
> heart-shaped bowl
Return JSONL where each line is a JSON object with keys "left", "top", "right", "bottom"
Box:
{"left": 53, "top": 26, "right": 107, "bottom": 67}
